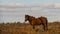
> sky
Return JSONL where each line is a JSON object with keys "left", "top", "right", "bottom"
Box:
{"left": 0, "top": 0, "right": 60, "bottom": 23}
{"left": 0, "top": 0, "right": 60, "bottom": 3}
{"left": 0, "top": 0, "right": 55, "bottom": 3}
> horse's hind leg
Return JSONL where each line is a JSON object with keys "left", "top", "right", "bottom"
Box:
{"left": 43, "top": 25, "right": 45, "bottom": 31}
{"left": 43, "top": 24, "right": 48, "bottom": 31}
{"left": 42, "top": 23, "right": 47, "bottom": 31}
{"left": 45, "top": 22, "right": 48, "bottom": 31}
{"left": 46, "top": 24, "right": 48, "bottom": 31}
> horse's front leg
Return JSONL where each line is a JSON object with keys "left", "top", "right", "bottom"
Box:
{"left": 33, "top": 25, "right": 35, "bottom": 29}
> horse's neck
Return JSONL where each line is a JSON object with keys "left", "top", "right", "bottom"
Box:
{"left": 28, "top": 17, "right": 34, "bottom": 22}
{"left": 28, "top": 17, "right": 32, "bottom": 22}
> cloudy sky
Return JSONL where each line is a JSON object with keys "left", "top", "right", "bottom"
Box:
{"left": 0, "top": 0, "right": 60, "bottom": 3}
{"left": 0, "top": 0, "right": 60, "bottom": 23}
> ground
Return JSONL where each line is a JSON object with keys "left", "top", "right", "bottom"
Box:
{"left": 0, "top": 22, "right": 60, "bottom": 34}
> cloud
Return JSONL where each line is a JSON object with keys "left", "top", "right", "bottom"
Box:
{"left": 0, "top": 3, "right": 55, "bottom": 8}
{"left": 0, "top": 3, "right": 27, "bottom": 8}
{"left": 0, "top": 3, "right": 60, "bottom": 8}
{"left": 54, "top": 3, "right": 60, "bottom": 8}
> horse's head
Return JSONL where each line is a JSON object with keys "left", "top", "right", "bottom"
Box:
{"left": 25, "top": 15, "right": 35, "bottom": 22}
{"left": 25, "top": 15, "right": 29, "bottom": 22}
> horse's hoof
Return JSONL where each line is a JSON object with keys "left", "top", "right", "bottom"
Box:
{"left": 35, "top": 29, "right": 39, "bottom": 32}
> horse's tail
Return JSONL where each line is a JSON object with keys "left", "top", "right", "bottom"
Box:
{"left": 46, "top": 18, "right": 48, "bottom": 30}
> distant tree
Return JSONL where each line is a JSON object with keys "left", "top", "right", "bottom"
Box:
{"left": 2, "top": 23, "right": 5, "bottom": 24}
{"left": 6, "top": 23, "right": 9, "bottom": 24}
{"left": 17, "top": 22, "right": 21, "bottom": 24}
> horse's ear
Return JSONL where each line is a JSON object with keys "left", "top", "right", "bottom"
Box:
{"left": 25, "top": 14, "right": 26, "bottom": 15}
{"left": 25, "top": 14, "right": 27, "bottom": 16}
{"left": 25, "top": 14, "right": 28, "bottom": 16}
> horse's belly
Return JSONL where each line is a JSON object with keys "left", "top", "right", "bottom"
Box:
{"left": 35, "top": 21, "right": 42, "bottom": 25}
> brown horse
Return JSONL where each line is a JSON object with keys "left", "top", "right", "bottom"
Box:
{"left": 25, "top": 15, "right": 48, "bottom": 31}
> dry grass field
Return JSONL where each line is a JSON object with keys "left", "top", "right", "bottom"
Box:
{"left": 0, "top": 21, "right": 60, "bottom": 34}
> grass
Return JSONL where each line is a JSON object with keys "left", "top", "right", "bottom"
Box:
{"left": 0, "top": 22, "right": 60, "bottom": 34}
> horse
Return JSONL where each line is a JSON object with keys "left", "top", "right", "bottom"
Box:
{"left": 25, "top": 15, "right": 48, "bottom": 31}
